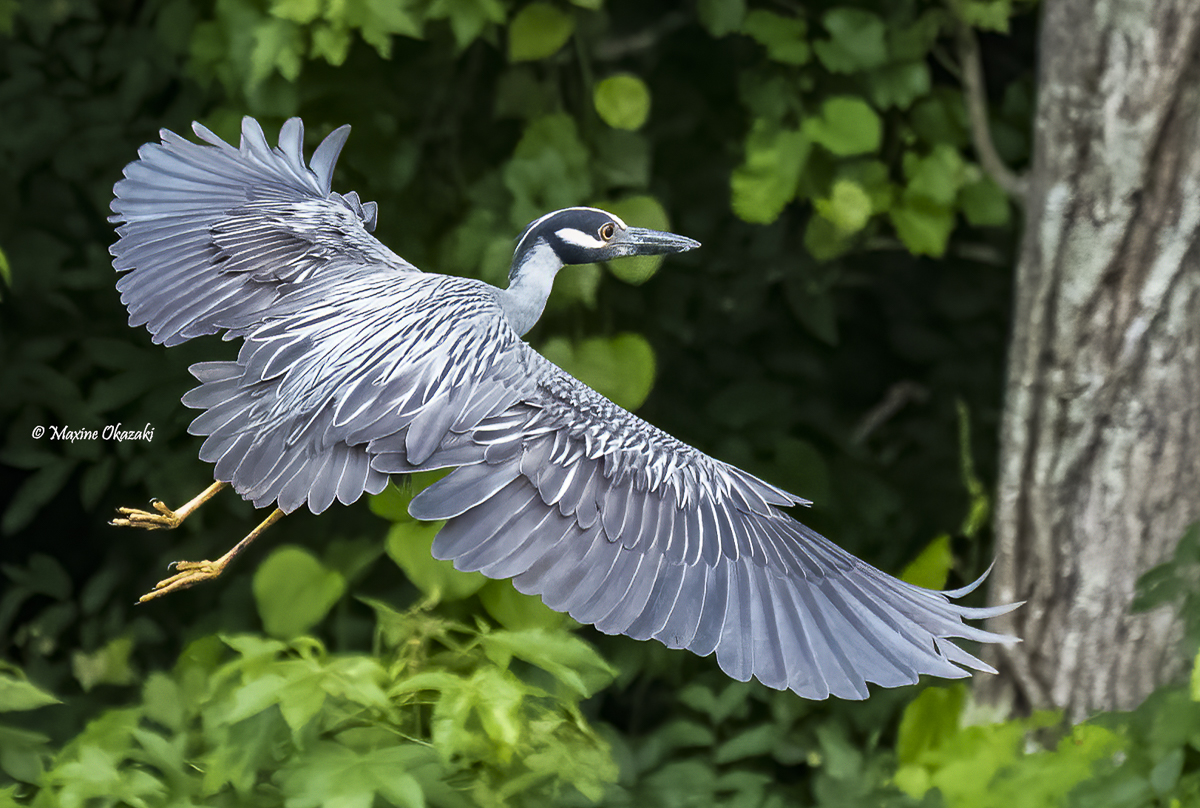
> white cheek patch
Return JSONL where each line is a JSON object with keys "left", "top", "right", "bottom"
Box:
{"left": 556, "top": 228, "right": 607, "bottom": 249}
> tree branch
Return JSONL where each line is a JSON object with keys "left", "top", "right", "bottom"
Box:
{"left": 957, "top": 25, "right": 1029, "bottom": 202}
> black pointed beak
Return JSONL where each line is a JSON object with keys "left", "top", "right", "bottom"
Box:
{"left": 622, "top": 227, "right": 701, "bottom": 256}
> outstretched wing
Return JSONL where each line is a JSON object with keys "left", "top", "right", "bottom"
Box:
{"left": 401, "top": 349, "right": 1018, "bottom": 700}
{"left": 110, "top": 116, "right": 413, "bottom": 347}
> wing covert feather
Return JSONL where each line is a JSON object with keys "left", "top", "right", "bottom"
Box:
{"left": 408, "top": 346, "right": 1018, "bottom": 699}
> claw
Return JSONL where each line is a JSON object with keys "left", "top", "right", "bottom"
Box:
{"left": 110, "top": 503, "right": 183, "bottom": 531}
{"left": 138, "top": 559, "right": 226, "bottom": 602}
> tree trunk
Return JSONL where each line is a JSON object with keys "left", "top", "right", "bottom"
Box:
{"left": 982, "top": 0, "right": 1200, "bottom": 722}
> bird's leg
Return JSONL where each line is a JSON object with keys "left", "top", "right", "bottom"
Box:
{"left": 138, "top": 508, "right": 285, "bottom": 603}
{"left": 111, "top": 481, "right": 227, "bottom": 530}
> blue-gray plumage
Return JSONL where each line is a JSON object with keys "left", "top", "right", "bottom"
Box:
{"left": 109, "top": 116, "right": 1018, "bottom": 700}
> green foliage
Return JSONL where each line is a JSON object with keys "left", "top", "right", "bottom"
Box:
{"left": 253, "top": 546, "right": 348, "bottom": 638}
{"left": 594, "top": 75, "right": 652, "bottom": 132}
{"left": 0, "top": 0, "right": 1041, "bottom": 806}
{"left": 3, "top": 550, "right": 617, "bottom": 806}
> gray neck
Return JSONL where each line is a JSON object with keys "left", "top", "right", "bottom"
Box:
{"left": 497, "top": 239, "right": 563, "bottom": 336}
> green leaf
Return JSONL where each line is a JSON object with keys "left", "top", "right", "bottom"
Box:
{"left": 804, "top": 214, "right": 851, "bottom": 261}
{"left": 387, "top": 519, "right": 486, "bottom": 601}
{"left": 741, "top": 10, "right": 809, "bottom": 65}
{"left": 715, "top": 724, "right": 779, "bottom": 764}
{"left": 480, "top": 580, "right": 566, "bottom": 631}
{"left": 270, "top": 0, "right": 321, "bottom": 23}
{"left": 504, "top": 114, "right": 592, "bottom": 225}
{"left": 278, "top": 741, "right": 430, "bottom": 808}
{"left": 427, "top": 0, "right": 505, "bottom": 50}
{"left": 310, "top": 22, "right": 352, "bottom": 65}
{"left": 867, "top": 61, "right": 931, "bottom": 110}
{"left": 0, "top": 670, "right": 59, "bottom": 712}
{"left": 950, "top": 0, "right": 1016, "bottom": 33}
{"left": 814, "top": 178, "right": 872, "bottom": 235}
{"left": 900, "top": 535, "right": 954, "bottom": 590}
{"left": 508, "top": 2, "right": 573, "bottom": 62}
{"left": 960, "top": 175, "right": 1012, "bottom": 227}
{"left": 480, "top": 629, "right": 615, "bottom": 698}
{"left": 71, "top": 636, "right": 136, "bottom": 692}
{"left": 813, "top": 8, "right": 887, "bottom": 73}
{"left": 253, "top": 546, "right": 346, "bottom": 638}
{"left": 896, "top": 684, "right": 965, "bottom": 765}
{"left": 803, "top": 96, "right": 882, "bottom": 156}
{"left": 904, "top": 144, "right": 966, "bottom": 206}
{"left": 889, "top": 197, "right": 954, "bottom": 257}
{"left": 539, "top": 333, "right": 656, "bottom": 410}
{"left": 601, "top": 195, "right": 671, "bottom": 284}
{"left": 250, "top": 17, "right": 304, "bottom": 84}
{"left": 731, "top": 122, "right": 809, "bottom": 224}
{"left": 594, "top": 74, "right": 651, "bottom": 130}
{"left": 698, "top": 0, "right": 745, "bottom": 37}
{"left": 369, "top": 471, "right": 449, "bottom": 522}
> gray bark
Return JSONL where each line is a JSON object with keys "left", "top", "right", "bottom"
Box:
{"left": 982, "top": 0, "right": 1200, "bottom": 722}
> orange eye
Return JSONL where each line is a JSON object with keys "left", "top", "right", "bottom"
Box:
{"left": 599, "top": 222, "right": 616, "bottom": 240}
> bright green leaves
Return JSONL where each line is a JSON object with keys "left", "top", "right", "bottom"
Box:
{"left": 900, "top": 534, "right": 954, "bottom": 590}
{"left": 253, "top": 547, "right": 347, "bottom": 638}
{"left": 813, "top": 179, "right": 872, "bottom": 236}
{"left": 803, "top": 96, "right": 882, "bottom": 156}
{"left": 742, "top": 10, "right": 810, "bottom": 65}
{"left": 508, "top": 2, "right": 573, "bottom": 62}
{"left": 731, "top": 122, "right": 809, "bottom": 225}
{"left": 889, "top": 144, "right": 965, "bottom": 257}
{"left": 540, "top": 333, "right": 656, "bottom": 410}
{"left": 594, "top": 74, "right": 651, "bottom": 130}
{"left": 813, "top": 8, "right": 887, "bottom": 73}
{"left": 729, "top": 5, "right": 1017, "bottom": 263}
{"left": 895, "top": 689, "right": 1122, "bottom": 808}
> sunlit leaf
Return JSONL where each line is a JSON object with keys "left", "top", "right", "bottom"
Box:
{"left": 71, "top": 636, "right": 136, "bottom": 692}
{"left": 253, "top": 546, "right": 346, "bottom": 638}
{"left": 814, "top": 178, "right": 872, "bottom": 235}
{"left": 813, "top": 7, "right": 887, "bottom": 73}
{"left": 803, "top": 96, "right": 882, "bottom": 156}
{"left": 387, "top": 519, "right": 486, "bottom": 601}
{"left": 594, "top": 74, "right": 651, "bottom": 130}
{"left": 742, "top": 10, "right": 809, "bottom": 65}
{"left": 900, "top": 534, "right": 953, "bottom": 590}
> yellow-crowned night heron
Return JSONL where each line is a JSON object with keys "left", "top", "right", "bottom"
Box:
{"left": 109, "top": 117, "right": 1017, "bottom": 700}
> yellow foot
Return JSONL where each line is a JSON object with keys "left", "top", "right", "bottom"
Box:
{"left": 111, "top": 499, "right": 183, "bottom": 530}
{"left": 138, "top": 559, "right": 226, "bottom": 602}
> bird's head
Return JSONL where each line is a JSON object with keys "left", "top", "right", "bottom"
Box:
{"left": 510, "top": 207, "right": 699, "bottom": 280}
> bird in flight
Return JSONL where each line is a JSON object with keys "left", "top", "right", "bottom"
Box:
{"left": 109, "top": 117, "right": 1017, "bottom": 700}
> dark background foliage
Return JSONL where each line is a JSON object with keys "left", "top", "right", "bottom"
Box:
{"left": 6, "top": 1, "right": 1195, "bottom": 806}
